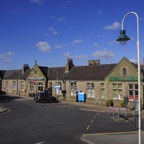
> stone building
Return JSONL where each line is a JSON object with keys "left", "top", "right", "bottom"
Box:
{"left": 0, "top": 57, "right": 144, "bottom": 107}
{"left": 1, "top": 64, "right": 30, "bottom": 96}
{"left": 26, "top": 60, "right": 48, "bottom": 96}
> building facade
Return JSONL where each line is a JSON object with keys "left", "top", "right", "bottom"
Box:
{"left": 0, "top": 57, "right": 144, "bottom": 107}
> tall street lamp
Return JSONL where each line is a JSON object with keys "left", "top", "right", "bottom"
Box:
{"left": 116, "top": 12, "right": 141, "bottom": 144}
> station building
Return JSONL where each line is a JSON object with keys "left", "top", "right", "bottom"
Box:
{"left": 0, "top": 57, "right": 144, "bottom": 107}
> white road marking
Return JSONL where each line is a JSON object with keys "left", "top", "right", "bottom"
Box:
{"left": 86, "top": 125, "right": 90, "bottom": 130}
{"left": 91, "top": 119, "right": 94, "bottom": 123}
{"left": 79, "top": 108, "right": 97, "bottom": 112}
{"left": 35, "top": 142, "right": 45, "bottom": 144}
{"left": 14, "top": 99, "right": 24, "bottom": 101}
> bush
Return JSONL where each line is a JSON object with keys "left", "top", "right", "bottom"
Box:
{"left": 120, "top": 101, "right": 125, "bottom": 107}
{"left": 106, "top": 99, "right": 114, "bottom": 107}
{"left": 29, "top": 92, "right": 35, "bottom": 97}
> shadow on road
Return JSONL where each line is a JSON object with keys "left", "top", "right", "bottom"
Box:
{"left": 0, "top": 95, "right": 21, "bottom": 103}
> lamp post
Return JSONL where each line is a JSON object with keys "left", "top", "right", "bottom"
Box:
{"left": 116, "top": 12, "right": 141, "bottom": 144}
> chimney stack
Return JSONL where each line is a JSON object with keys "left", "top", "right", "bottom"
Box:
{"left": 88, "top": 60, "right": 100, "bottom": 66}
{"left": 22, "top": 64, "right": 30, "bottom": 74}
{"left": 65, "top": 58, "right": 74, "bottom": 73}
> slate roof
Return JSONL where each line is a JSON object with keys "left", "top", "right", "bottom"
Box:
{"left": 39, "top": 66, "right": 48, "bottom": 78}
{"left": 20, "top": 69, "right": 31, "bottom": 79}
{"left": 1, "top": 59, "right": 143, "bottom": 81}
{"left": 3, "top": 69, "right": 31, "bottom": 80}
{"left": 48, "top": 67, "right": 68, "bottom": 80}
{"left": 64, "top": 64, "right": 117, "bottom": 81}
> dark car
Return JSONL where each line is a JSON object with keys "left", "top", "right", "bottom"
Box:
{"left": 33, "top": 92, "right": 57, "bottom": 103}
{"left": 0, "top": 90, "right": 6, "bottom": 95}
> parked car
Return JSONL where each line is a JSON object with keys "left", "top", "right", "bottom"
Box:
{"left": 33, "top": 92, "right": 57, "bottom": 103}
{"left": 0, "top": 90, "right": 6, "bottom": 95}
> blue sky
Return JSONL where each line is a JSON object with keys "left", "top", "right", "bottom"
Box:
{"left": 0, "top": 0, "right": 144, "bottom": 70}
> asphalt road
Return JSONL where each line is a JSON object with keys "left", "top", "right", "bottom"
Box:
{"left": 0, "top": 95, "right": 96, "bottom": 144}
{"left": 0, "top": 95, "right": 143, "bottom": 144}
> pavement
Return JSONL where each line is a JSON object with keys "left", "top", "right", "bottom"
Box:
{"left": 0, "top": 96, "right": 144, "bottom": 144}
{"left": 81, "top": 131, "right": 144, "bottom": 144}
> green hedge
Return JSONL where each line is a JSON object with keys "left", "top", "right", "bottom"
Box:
{"left": 106, "top": 99, "right": 114, "bottom": 107}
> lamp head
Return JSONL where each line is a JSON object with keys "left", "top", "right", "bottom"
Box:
{"left": 116, "top": 30, "right": 131, "bottom": 45}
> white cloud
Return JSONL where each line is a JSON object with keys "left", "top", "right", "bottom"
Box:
{"left": 30, "top": 0, "right": 44, "bottom": 4}
{"left": 64, "top": 52, "right": 71, "bottom": 58}
{"left": 73, "top": 55, "right": 88, "bottom": 59}
{"left": 0, "top": 51, "right": 15, "bottom": 63}
{"left": 49, "top": 16, "right": 56, "bottom": 20}
{"left": 43, "top": 33, "right": 48, "bottom": 36}
{"left": 49, "top": 26, "right": 58, "bottom": 35}
{"left": 129, "top": 58, "right": 137, "bottom": 64}
{"left": 36, "top": 41, "right": 51, "bottom": 52}
{"left": 52, "top": 31, "right": 58, "bottom": 35}
{"left": 67, "top": 0, "right": 72, "bottom": 4}
{"left": 92, "top": 49, "right": 114, "bottom": 59}
{"left": 97, "top": 10, "right": 102, "bottom": 15}
{"left": 64, "top": 52, "right": 88, "bottom": 59}
{"left": 93, "top": 42, "right": 98, "bottom": 47}
{"left": 72, "top": 39, "right": 83, "bottom": 45}
{"left": 49, "top": 16, "right": 66, "bottom": 22}
{"left": 104, "top": 21, "right": 121, "bottom": 30}
{"left": 54, "top": 44, "right": 64, "bottom": 49}
{"left": 57, "top": 17, "right": 66, "bottom": 22}
{"left": 49, "top": 27, "right": 54, "bottom": 31}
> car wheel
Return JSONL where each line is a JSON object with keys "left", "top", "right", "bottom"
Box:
{"left": 41, "top": 99, "right": 45, "bottom": 103}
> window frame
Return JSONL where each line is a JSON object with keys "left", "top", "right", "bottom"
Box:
{"left": 122, "top": 67, "right": 127, "bottom": 76}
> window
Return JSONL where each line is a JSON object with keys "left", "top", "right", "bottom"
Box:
{"left": 12, "top": 81, "right": 17, "bottom": 91}
{"left": 2, "top": 81, "right": 4, "bottom": 90}
{"left": 55, "top": 82, "right": 62, "bottom": 95}
{"left": 112, "top": 83, "right": 122, "bottom": 100}
{"left": 37, "top": 82, "right": 43, "bottom": 92}
{"left": 20, "top": 81, "right": 25, "bottom": 91}
{"left": 135, "top": 84, "right": 138, "bottom": 89}
{"left": 113, "top": 84, "right": 117, "bottom": 89}
{"left": 129, "top": 84, "right": 133, "bottom": 89}
{"left": 128, "top": 84, "right": 138, "bottom": 101}
{"left": 71, "top": 82, "right": 76, "bottom": 87}
{"left": 55, "top": 82, "right": 61, "bottom": 86}
{"left": 122, "top": 68, "right": 127, "bottom": 76}
{"left": 118, "top": 84, "right": 122, "bottom": 89}
{"left": 30, "top": 82, "right": 34, "bottom": 93}
{"left": 101, "top": 88, "right": 105, "bottom": 99}
{"left": 100, "top": 83, "right": 105, "bottom": 99}
{"left": 101, "top": 83, "right": 105, "bottom": 88}
{"left": 86, "top": 83, "right": 95, "bottom": 98}
{"left": 6, "top": 81, "right": 9, "bottom": 91}
{"left": 70, "top": 81, "right": 77, "bottom": 96}
{"left": 49, "top": 82, "right": 52, "bottom": 86}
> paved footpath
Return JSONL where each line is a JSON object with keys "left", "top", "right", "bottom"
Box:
{"left": 81, "top": 131, "right": 144, "bottom": 144}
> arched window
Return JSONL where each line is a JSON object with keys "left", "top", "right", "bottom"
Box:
{"left": 122, "top": 68, "right": 127, "bottom": 76}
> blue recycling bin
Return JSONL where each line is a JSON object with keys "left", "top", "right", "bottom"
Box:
{"left": 78, "top": 92, "right": 85, "bottom": 102}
